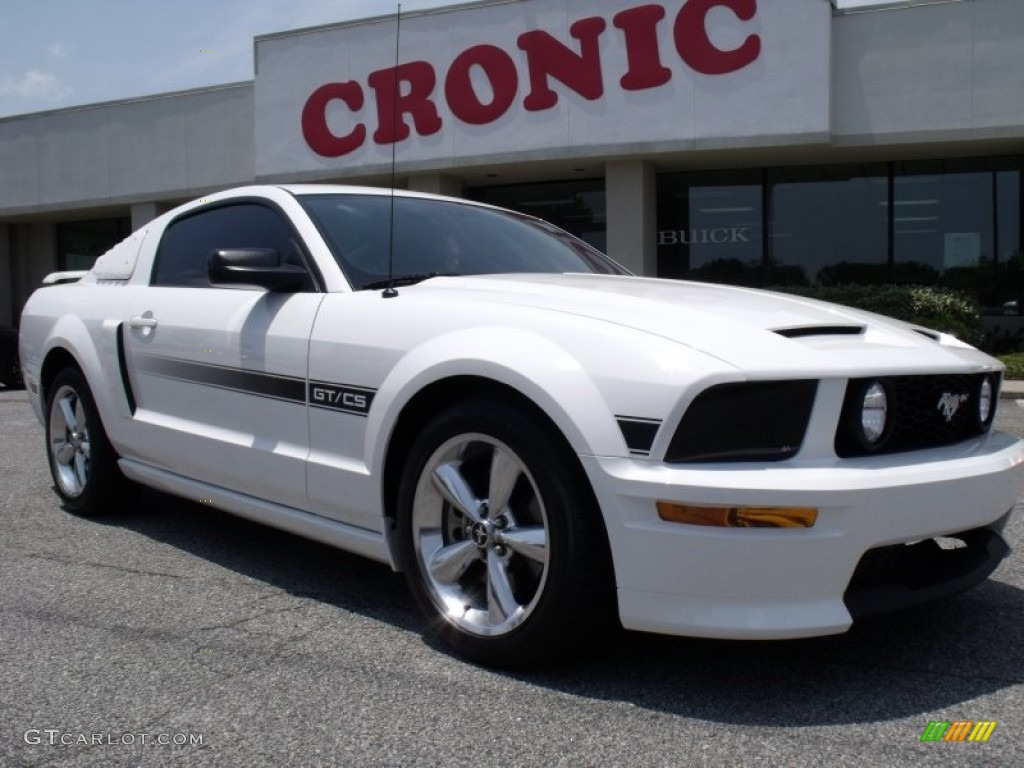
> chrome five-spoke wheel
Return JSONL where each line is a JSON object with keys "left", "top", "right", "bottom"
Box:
{"left": 44, "top": 367, "right": 133, "bottom": 516}
{"left": 48, "top": 384, "right": 92, "bottom": 497}
{"left": 397, "top": 398, "right": 615, "bottom": 666}
{"left": 411, "top": 433, "right": 549, "bottom": 637}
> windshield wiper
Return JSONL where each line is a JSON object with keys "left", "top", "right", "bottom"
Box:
{"left": 362, "top": 273, "right": 458, "bottom": 290}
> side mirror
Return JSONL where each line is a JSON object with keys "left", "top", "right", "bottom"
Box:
{"left": 208, "top": 248, "right": 308, "bottom": 292}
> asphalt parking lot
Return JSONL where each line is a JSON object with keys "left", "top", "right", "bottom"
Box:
{"left": 2, "top": 387, "right": 1023, "bottom": 767}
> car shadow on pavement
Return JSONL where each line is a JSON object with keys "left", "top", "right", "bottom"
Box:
{"left": 507, "top": 578, "right": 1024, "bottom": 726}
{"left": 108, "top": 488, "right": 1023, "bottom": 728}
{"left": 104, "top": 488, "right": 420, "bottom": 632}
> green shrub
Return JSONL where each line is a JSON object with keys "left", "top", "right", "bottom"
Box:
{"left": 998, "top": 352, "right": 1024, "bottom": 380}
{"left": 769, "top": 284, "right": 983, "bottom": 347}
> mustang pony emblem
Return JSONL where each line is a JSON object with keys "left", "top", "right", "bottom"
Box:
{"left": 937, "top": 392, "right": 969, "bottom": 422}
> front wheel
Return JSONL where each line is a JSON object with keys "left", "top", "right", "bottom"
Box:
{"left": 396, "top": 399, "right": 615, "bottom": 665}
{"left": 45, "top": 367, "right": 133, "bottom": 516}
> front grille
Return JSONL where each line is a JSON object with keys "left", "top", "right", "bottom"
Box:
{"left": 835, "top": 373, "right": 998, "bottom": 458}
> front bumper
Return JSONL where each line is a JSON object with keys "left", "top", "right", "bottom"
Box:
{"left": 844, "top": 517, "right": 1010, "bottom": 620}
{"left": 582, "top": 430, "right": 1024, "bottom": 639}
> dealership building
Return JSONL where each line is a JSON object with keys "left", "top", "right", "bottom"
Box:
{"left": 1, "top": 0, "right": 1022, "bottom": 326}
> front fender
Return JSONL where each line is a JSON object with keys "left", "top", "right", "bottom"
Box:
{"left": 367, "top": 326, "right": 623, "bottom": 476}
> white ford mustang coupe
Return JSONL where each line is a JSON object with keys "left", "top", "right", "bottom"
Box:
{"left": 19, "top": 185, "right": 1024, "bottom": 664}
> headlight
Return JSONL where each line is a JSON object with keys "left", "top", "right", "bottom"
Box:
{"left": 978, "top": 376, "right": 994, "bottom": 425}
{"left": 860, "top": 380, "right": 889, "bottom": 446}
{"left": 665, "top": 380, "right": 818, "bottom": 463}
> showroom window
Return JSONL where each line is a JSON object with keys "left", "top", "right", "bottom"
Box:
{"left": 894, "top": 161, "right": 992, "bottom": 292}
{"left": 997, "top": 170, "right": 1023, "bottom": 311}
{"left": 466, "top": 179, "right": 606, "bottom": 252}
{"left": 656, "top": 157, "right": 1022, "bottom": 310}
{"left": 769, "top": 165, "right": 888, "bottom": 287}
{"left": 894, "top": 159, "right": 1022, "bottom": 310}
{"left": 56, "top": 217, "right": 131, "bottom": 271}
{"left": 656, "top": 170, "right": 763, "bottom": 285}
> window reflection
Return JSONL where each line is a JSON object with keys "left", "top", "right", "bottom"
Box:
{"left": 770, "top": 165, "right": 887, "bottom": 287}
{"left": 467, "top": 179, "right": 607, "bottom": 253}
{"left": 893, "top": 164, "right": 993, "bottom": 298}
{"left": 655, "top": 157, "right": 1022, "bottom": 311}
{"left": 56, "top": 218, "right": 131, "bottom": 271}
{"left": 893, "top": 160, "right": 1023, "bottom": 311}
{"left": 656, "top": 171, "right": 763, "bottom": 285}
{"left": 996, "top": 170, "right": 1023, "bottom": 313}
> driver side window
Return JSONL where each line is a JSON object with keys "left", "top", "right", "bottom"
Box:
{"left": 152, "top": 203, "right": 316, "bottom": 290}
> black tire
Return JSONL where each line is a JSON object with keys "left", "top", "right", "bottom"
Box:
{"left": 396, "top": 398, "right": 616, "bottom": 666}
{"left": 45, "top": 367, "right": 134, "bottom": 516}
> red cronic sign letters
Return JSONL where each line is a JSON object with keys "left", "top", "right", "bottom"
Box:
{"left": 302, "top": 0, "right": 761, "bottom": 158}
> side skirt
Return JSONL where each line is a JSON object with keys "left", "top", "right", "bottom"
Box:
{"left": 118, "top": 458, "right": 395, "bottom": 568}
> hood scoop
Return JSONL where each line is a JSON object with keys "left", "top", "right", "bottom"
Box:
{"left": 773, "top": 325, "right": 866, "bottom": 339}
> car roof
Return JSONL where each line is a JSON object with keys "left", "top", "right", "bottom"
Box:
{"left": 277, "top": 184, "right": 480, "bottom": 206}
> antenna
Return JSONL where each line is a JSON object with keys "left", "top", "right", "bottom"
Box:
{"left": 382, "top": 3, "right": 402, "bottom": 299}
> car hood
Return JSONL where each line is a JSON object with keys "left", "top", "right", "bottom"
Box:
{"left": 413, "top": 273, "right": 996, "bottom": 377}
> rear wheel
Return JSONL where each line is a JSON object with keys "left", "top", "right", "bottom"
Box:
{"left": 45, "top": 367, "right": 133, "bottom": 516}
{"left": 397, "top": 398, "right": 615, "bottom": 665}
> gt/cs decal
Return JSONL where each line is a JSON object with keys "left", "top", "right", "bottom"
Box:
{"left": 133, "top": 353, "right": 376, "bottom": 415}
{"left": 308, "top": 382, "right": 376, "bottom": 415}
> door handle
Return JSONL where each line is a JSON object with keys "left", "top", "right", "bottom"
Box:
{"left": 128, "top": 316, "right": 158, "bottom": 329}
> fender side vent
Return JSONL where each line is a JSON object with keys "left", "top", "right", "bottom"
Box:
{"left": 616, "top": 417, "right": 661, "bottom": 456}
{"left": 116, "top": 323, "right": 136, "bottom": 415}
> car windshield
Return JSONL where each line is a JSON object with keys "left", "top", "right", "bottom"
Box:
{"left": 299, "top": 194, "right": 627, "bottom": 290}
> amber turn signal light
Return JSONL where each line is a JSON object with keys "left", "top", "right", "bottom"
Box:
{"left": 656, "top": 502, "right": 818, "bottom": 529}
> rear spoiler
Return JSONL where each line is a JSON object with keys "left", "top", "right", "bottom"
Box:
{"left": 41, "top": 270, "right": 88, "bottom": 286}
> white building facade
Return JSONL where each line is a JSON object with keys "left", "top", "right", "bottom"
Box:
{"left": 1, "top": 0, "right": 1022, "bottom": 325}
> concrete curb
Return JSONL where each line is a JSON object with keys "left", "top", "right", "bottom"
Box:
{"left": 1001, "top": 380, "right": 1024, "bottom": 399}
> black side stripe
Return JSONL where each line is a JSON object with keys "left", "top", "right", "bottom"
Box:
{"left": 134, "top": 354, "right": 375, "bottom": 416}
{"left": 616, "top": 416, "right": 662, "bottom": 456}
{"left": 136, "top": 355, "right": 305, "bottom": 403}
{"left": 116, "top": 323, "right": 137, "bottom": 414}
